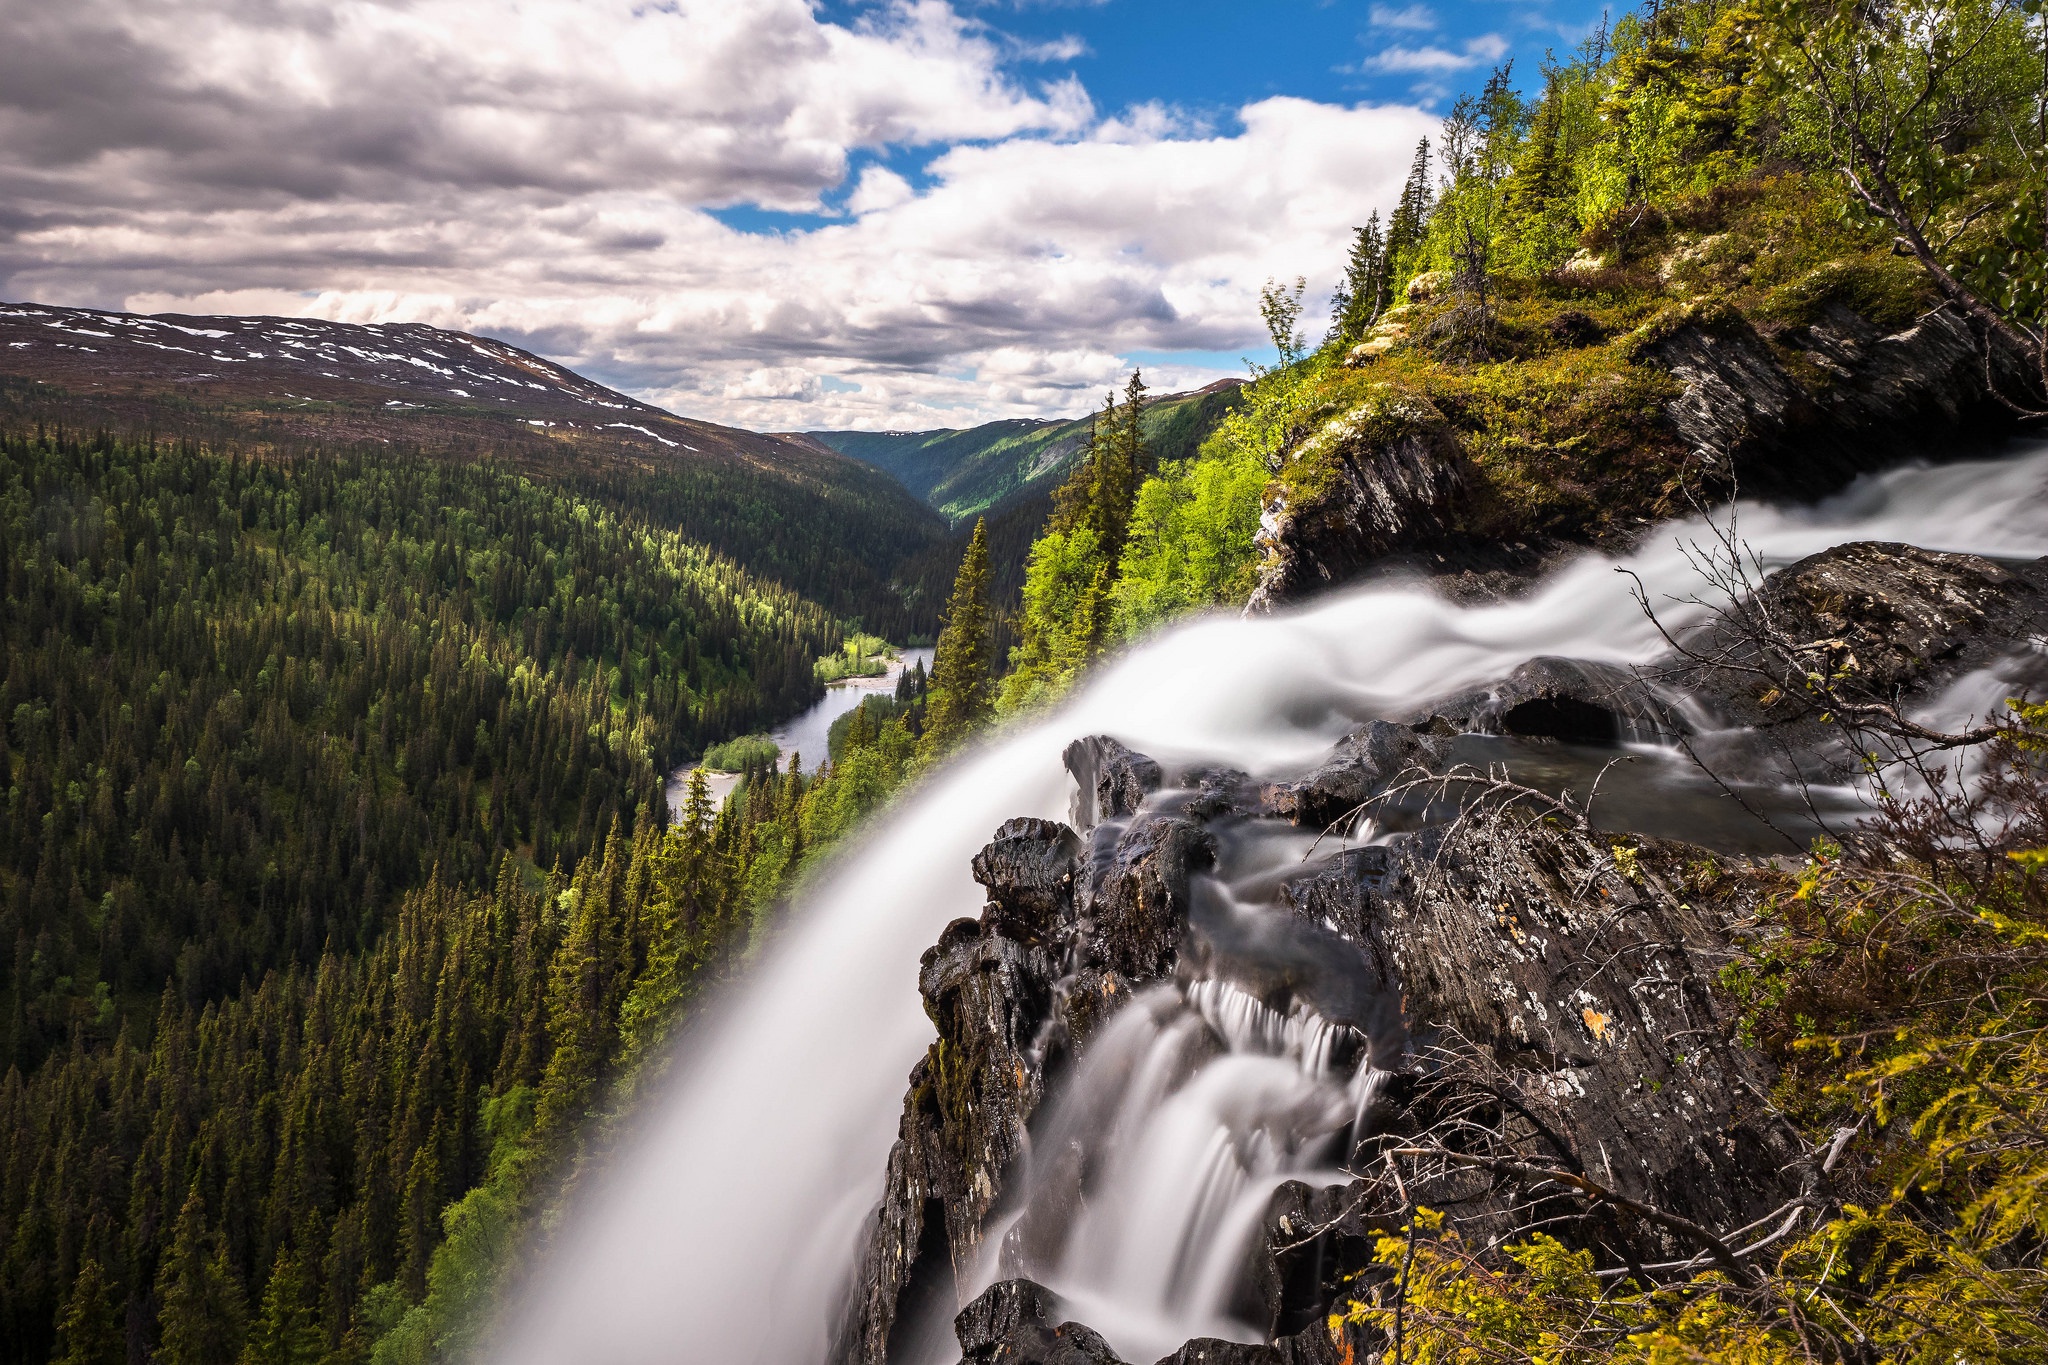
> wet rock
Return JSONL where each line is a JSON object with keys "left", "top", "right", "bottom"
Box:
{"left": 1075, "top": 813, "right": 1216, "bottom": 985}
{"left": 1403, "top": 656, "right": 1687, "bottom": 743}
{"left": 1185, "top": 881, "right": 1406, "bottom": 1069}
{"left": 1349, "top": 805, "right": 1805, "bottom": 1262}
{"left": 1066, "top": 737, "right": 1165, "bottom": 830}
{"left": 1686, "top": 541, "right": 2047, "bottom": 718}
{"left": 1151, "top": 1327, "right": 1343, "bottom": 1365}
{"left": 1642, "top": 301, "right": 2026, "bottom": 500}
{"left": 975, "top": 818, "right": 1084, "bottom": 945}
{"left": 832, "top": 868, "right": 1066, "bottom": 1364}
{"left": 1245, "top": 397, "right": 1468, "bottom": 612}
{"left": 1157, "top": 766, "right": 1268, "bottom": 822}
{"left": 955, "top": 1280, "right": 1128, "bottom": 1365}
{"left": 1256, "top": 1181, "right": 1389, "bottom": 1342}
{"left": 1262, "top": 720, "right": 1450, "bottom": 829}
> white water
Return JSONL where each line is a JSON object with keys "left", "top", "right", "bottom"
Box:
{"left": 494, "top": 444, "right": 2048, "bottom": 1365}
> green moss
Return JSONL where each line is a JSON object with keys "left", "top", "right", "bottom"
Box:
{"left": 1754, "top": 255, "right": 1938, "bottom": 332}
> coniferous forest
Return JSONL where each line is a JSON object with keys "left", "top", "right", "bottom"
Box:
{"left": 0, "top": 407, "right": 932, "bottom": 1363}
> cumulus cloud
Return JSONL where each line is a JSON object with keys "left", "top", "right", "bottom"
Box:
{"left": 0, "top": 0, "right": 1436, "bottom": 430}
{"left": 1366, "top": 33, "right": 1511, "bottom": 74}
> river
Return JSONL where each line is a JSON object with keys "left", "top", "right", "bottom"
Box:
{"left": 663, "top": 647, "right": 934, "bottom": 817}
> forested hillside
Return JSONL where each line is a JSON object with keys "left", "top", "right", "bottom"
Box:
{"left": 0, "top": 410, "right": 914, "bottom": 1362}
{"left": 993, "top": 0, "right": 2048, "bottom": 712}
{"left": 0, "top": 307, "right": 950, "bottom": 642}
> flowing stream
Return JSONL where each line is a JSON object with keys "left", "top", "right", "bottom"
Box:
{"left": 494, "top": 444, "right": 2048, "bottom": 1365}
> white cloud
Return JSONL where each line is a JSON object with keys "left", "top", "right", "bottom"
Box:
{"left": 1366, "top": 33, "right": 1511, "bottom": 75}
{"left": 1368, "top": 4, "right": 1439, "bottom": 32}
{"left": 1, "top": 0, "right": 1437, "bottom": 431}
{"left": 847, "top": 167, "right": 918, "bottom": 215}
{"left": 724, "top": 366, "right": 823, "bottom": 401}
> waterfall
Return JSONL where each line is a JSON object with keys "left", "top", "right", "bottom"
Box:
{"left": 492, "top": 443, "right": 2048, "bottom": 1365}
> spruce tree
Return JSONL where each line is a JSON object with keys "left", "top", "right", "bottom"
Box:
{"left": 1385, "top": 138, "right": 1434, "bottom": 281}
{"left": 154, "top": 1183, "right": 248, "bottom": 1365}
{"left": 919, "top": 518, "right": 994, "bottom": 758}
{"left": 1331, "top": 213, "right": 1391, "bottom": 344}
{"left": 54, "top": 1258, "right": 123, "bottom": 1365}
{"left": 680, "top": 767, "right": 715, "bottom": 843}
{"left": 240, "top": 1250, "right": 323, "bottom": 1365}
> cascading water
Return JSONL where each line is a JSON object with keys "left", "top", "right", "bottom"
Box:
{"left": 493, "top": 444, "right": 2048, "bottom": 1365}
{"left": 952, "top": 835, "right": 1387, "bottom": 1362}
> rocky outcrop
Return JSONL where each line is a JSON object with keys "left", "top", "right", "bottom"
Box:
{"left": 1245, "top": 395, "right": 1469, "bottom": 611}
{"left": 1641, "top": 301, "right": 2026, "bottom": 499}
{"left": 840, "top": 700, "right": 1821, "bottom": 1364}
{"left": 836, "top": 778, "right": 1222, "bottom": 1365}
{"left": 1248, "top": 298, "right": 2027, "bottom": 610}
{"left": 833, "top": 824, "right": 1077, "bottom": 1365}
{"left": 1290, "top": 810, "right": 1806, "bottom": 1261}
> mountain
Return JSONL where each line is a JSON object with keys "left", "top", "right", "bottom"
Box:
{"left": 0, "top": 301, "right": 948, "bottom": 637}
{"left": 805, "top": 378, "right": 1241, "bottom": 523}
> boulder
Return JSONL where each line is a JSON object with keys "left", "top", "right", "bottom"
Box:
{"left": 954, "top": 1280, "right": 1127, "bottom": 1365}
{"left": 1074, "top": 813, "right": 1215, "bottom": 985}
{"left": 1402, "top": 657, "right": 1687, "bottom": 744}
{"left": 1261, "top": 720, "right": 1450, "bottom": 829}
{"left": 1661, "top": 543, "right": 2048, "bottom": 781}
{"left": 1065, "top": 736, "right": 1165, "bottom": 830}
{"left": 974, "top": 818, "right": 1084, "bottom": 945}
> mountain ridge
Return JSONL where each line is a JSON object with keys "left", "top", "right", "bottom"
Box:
{"left": 0, "top": 299, "right": 951, "bottom": 637}
{"left": 802, "top": 377, "right": 1242, "bottom": 523}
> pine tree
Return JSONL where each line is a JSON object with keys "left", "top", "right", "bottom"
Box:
{"left": 53, "top": 1258, "right": 123, "bottom": 1365}
{"left": 919, "top": 519, "right": 994, "bottom": 758}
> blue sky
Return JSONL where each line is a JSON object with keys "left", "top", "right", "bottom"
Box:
{"left": 5, "top": 0, "right": 1624, "bottom": 430}
{"left": 726, "top": 1, "right": 1617, "bottom": 254}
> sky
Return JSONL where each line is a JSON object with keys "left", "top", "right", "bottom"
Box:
{"left": 0, "top": 0, "right": 1612, "bottom": 431}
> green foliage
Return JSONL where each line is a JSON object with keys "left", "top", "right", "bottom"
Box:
{"left": 1769, "top": 0, "right": 2048, "bottom": 371}
{"left": 1106, "top": 413, "right": 1272, "bottom": 641}
{"left": 1001, "top": 372, "right": 1159, "bottom": 710}
{"left": 0, "top": 428, "right": 837, "bottom": 1073}
{"left": 701, "top": 733, "right": 781, "bottom": 773}
{"left": 815, "top": 634, "right": 892, "bottom": 683}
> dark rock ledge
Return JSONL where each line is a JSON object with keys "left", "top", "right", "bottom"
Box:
{"left": 1247, "top": 300, "right": 2033, "bottom": 612}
